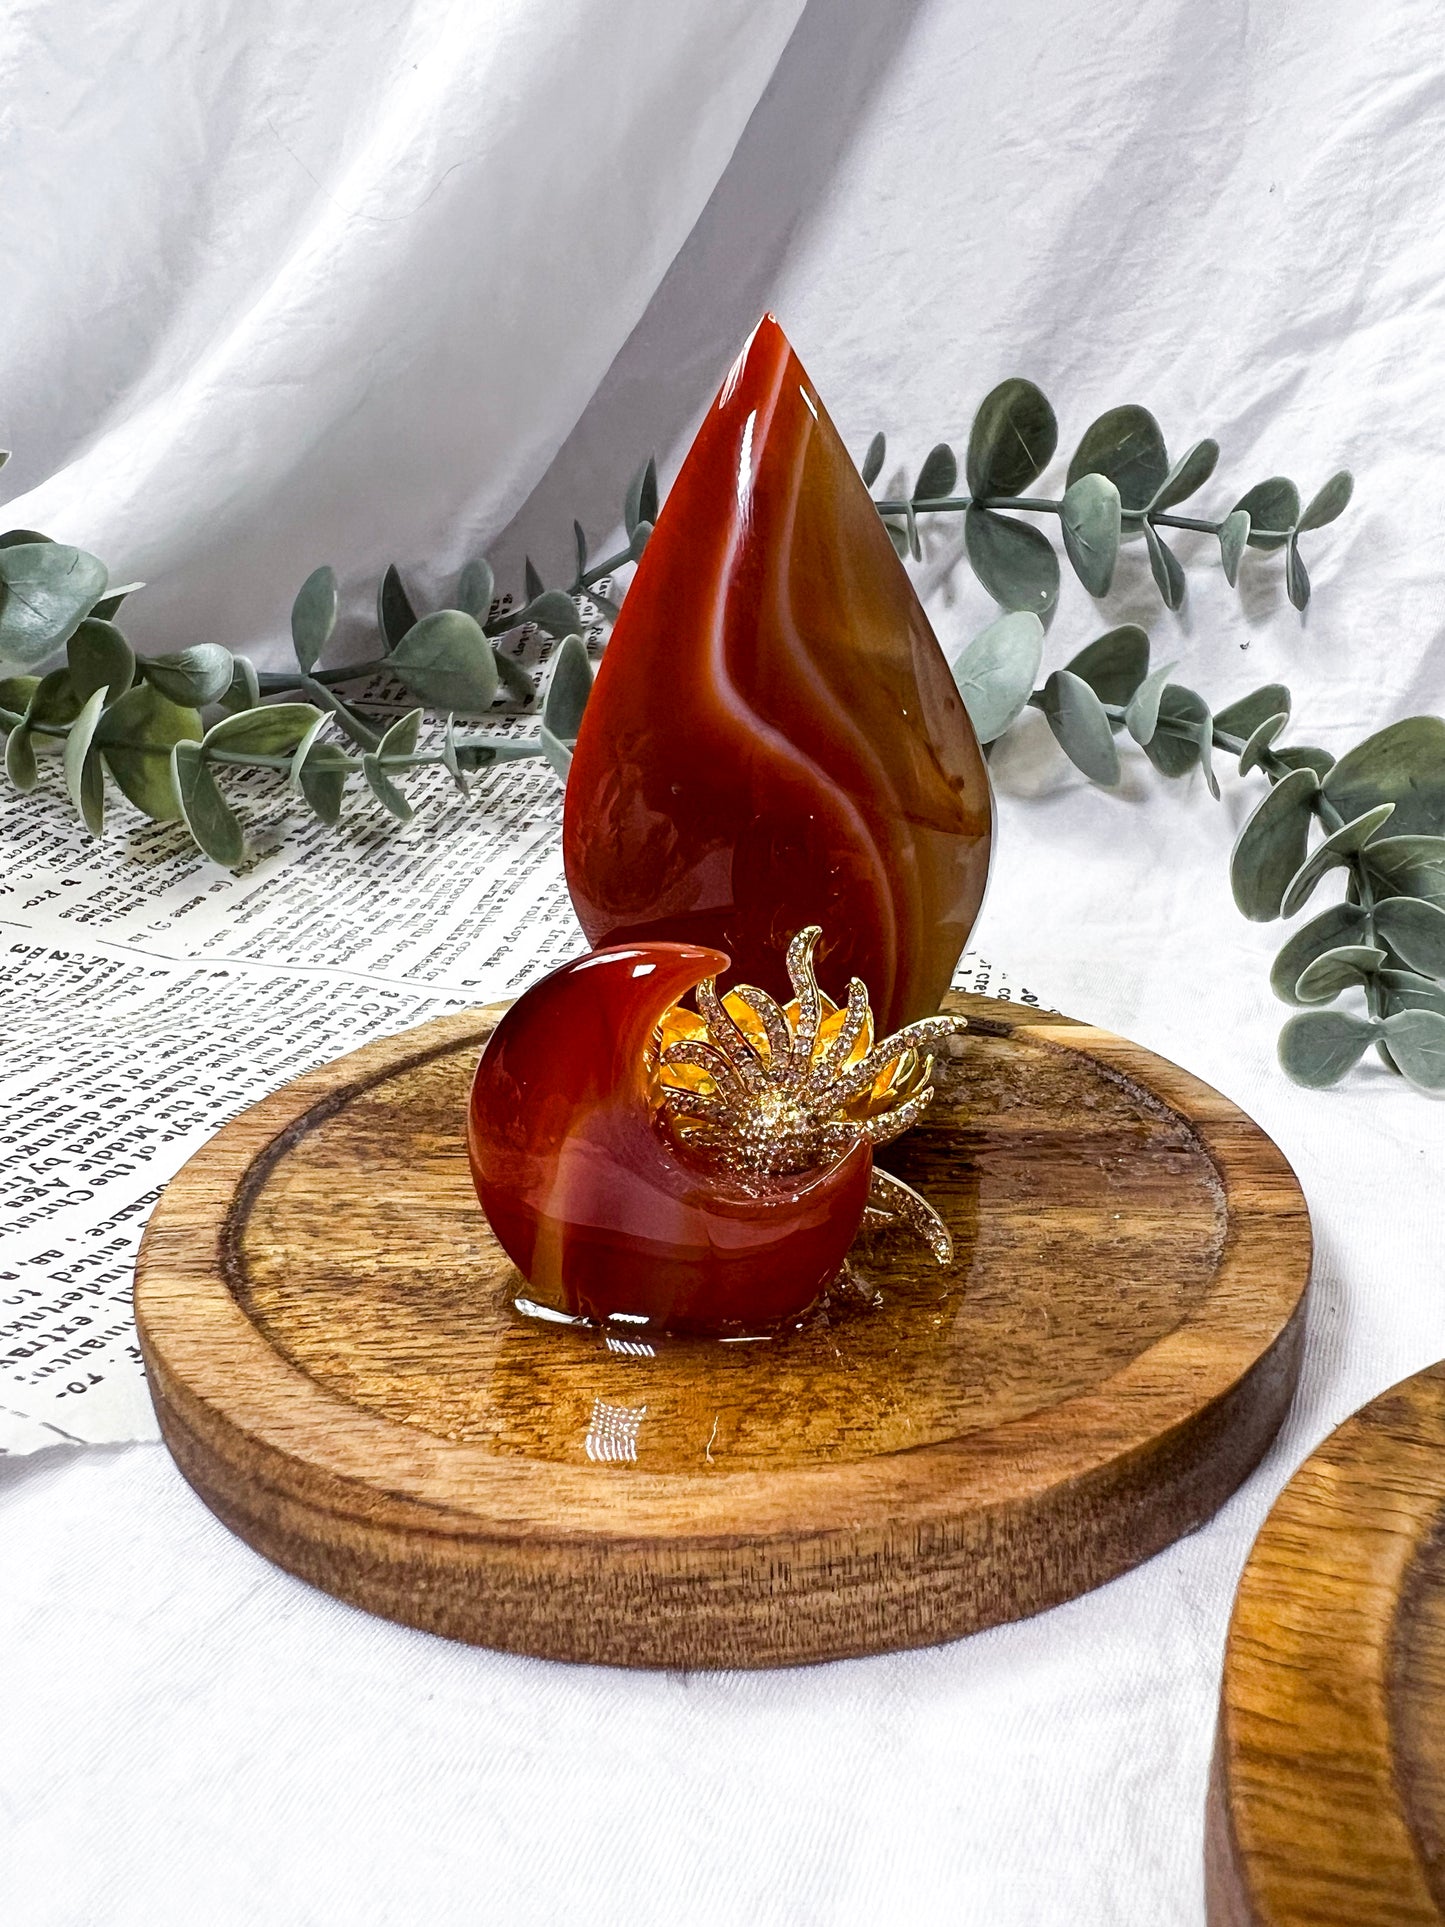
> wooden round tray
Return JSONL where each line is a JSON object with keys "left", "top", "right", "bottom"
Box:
{"left": 135, "top": 992, "right": 1311, "bottom": 1669}
{"left": 1207, "top": 1360, "right": 1445, "bottom": 1924}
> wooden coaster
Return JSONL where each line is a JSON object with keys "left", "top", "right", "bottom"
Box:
{"left": 1207, "top": 1360, "right": 1445, "bottom": 1924}
{"left": 135, "top": 993, "right": 1310, "bottom": 1669}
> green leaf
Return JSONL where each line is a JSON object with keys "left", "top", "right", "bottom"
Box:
{"left": 291, "top": 565, "right": 338, "bottom": 674}
{"left": 1150, "top": 439, "right": 1219, "bottom": 510}
{"left": 67, "top": 619, "right": 135, "bottom": 705}
{"left": 90, "top": 582, "right": 144, "bottom": 622}
{"left": 966, "top": 379, "right": 1057, "bottom": 498}
{"left": 362, "top": 708, "right": 418, "bottom": 821}
{"left": 861, "top": 433, "right": 886, "bottom": 488}
{"left": 1271, "top": 901, "right": 1369, "bottom": 1004}
{"left": 624, "top": 455, "right": 659, "bottom": 535}
{"left": 1274, "top": 744, "right": 1336, "bottom": 779}
{"left": 202, "top": 701, "right": 322, "bottom": 757}
{"left": 572, "top": 522, "right": 589, "bottom": 583}
{"left": 0, "top": 674, "right": 39, "bottom": 716}
{"left": 542, "top": 634, "right": 592, "bottom": 741}
{"left": 453, "top": 557, "right": 495, "bottom": 626}
{"left": 1293, "top": 944, "right": 1387, "bottom": 1004}
{"left": 1066, "top": 405, "right": 1168, "bottom": 510}
{"left": 1285, "top": 535, "right": 1310, "bottom": 611}
{"left": 1278, "top": 1008, "right": 1378, "bottom": 1087}
{"left": 220, "top": 654, "right": 261, "bottom": 714}
{"left": 95, "top": 682, "right": 202, "bottom": 821}
{"left": 1379, "top": 968, "right": 1445, "bottom": 1018}
{"left": 1142, "top": 520, "right": 1186, "bottom": 609}
{"left": 389, "top": 610, "right": 499, "bottom": 714}
{"left": 1362, "top": 834, "right": 1445, "bottom": 906}
{"left": 1234, "top": 478, "right": 1300, "bottom": 552}
{"left": 524, "top": 557, "right": 544, "bottom": 604}
{"left": 296, "top": 739, "right": 351, "bottom": 824}
{"left": 377, "top": 564, "right": 418, "bottom": 650}
{"left": 140, "top": 643, "right": 234, "bottom": 707}
{"left": 1322, "top": 717, "right": 1445, "bottom": 837}
{"left": 1123, "top": 660, "right": 1177, "bottom": 747}
{"left": 492, "top": 648, "right": 535, "bottom": 705}
{"left": 1144, "top": 683, "right": 1212, "bottom": 782}
{"left": 1064, "top": 625, "right": 1149, "bottom": 707}
{"left": 0, "top": 528, "right": 51, "bottom": 548}
{"left": 913, "top": 443, "right": 958, "bottom": 501}
{"left": 172, "top": 742, "right": 245, "bottom": 866}
{"left": 26, "top": 667, "right": 82, "bottom": 727}
{"left": 285, "top": 713, "right": 330, "bottom": 792}
{"left": 1238, "top": 713, "right": 1289, "bottom": 777}
{"left": 964, "top": 507, "right": 1059, "bottom": 616}
{"left": 950, "top": 611, "right": 1044, "bottom": 745}
{"left": 1219, "top": 510, "right": 1250, "bottom": 586}
{"left": 1298, "top": 471, "right": 1354, "bottom": 531}
{"left": 629, "top": 521, "right": 652, "bottom": 562}
{"left": 63, "top": 688, "right": 108, "bottom": 836}
{"left": 516, "top": 589, "right": 581, "bottom": 639}
{"left": 1060, "top": 473, "right": 1121, "bottom": 597}
{"left": 5, "top": 722, "right": 37, "bottom": 791}
{"left": 539, "top": 725, "right": 573, "bottom": 783}
{"left": 1280, "top": 803, "right": 1396, "bottom": 917}
{"left": 1374, "top": 896, "right": 1445, "bottom": 977}
{"left": 1216, "top": 684, "right": 1292, "bottom": 740}
{"left": 1039, "top": 669, "right": 1121, "bottom": 786}
{"left": 1381, "top": 1007, "right": 1445, "bottom": 1091}
{"left": 0, "top": 543, "right": 108, "bottom": 669}
{"left": 1230, "top": 765, "right": 1319, "bottom": 920}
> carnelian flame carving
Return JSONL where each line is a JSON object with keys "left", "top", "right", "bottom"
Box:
{"left": 564, "top": 313, "right": 993, "bottom": 1034}
{"left": 467, "top": 942, "right": 875, "bottom": 1334}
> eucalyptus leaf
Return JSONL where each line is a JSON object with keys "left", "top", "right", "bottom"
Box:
{"left": 0, "top": 529, "right": 50, "bottom": 549}
{"left": 67, "top": 619, "right": 135, "bottom": 705}
{"left": 1379, "top": 968, "right": 1445, "bottom": 1018}
{"left": 1144, "top": 684, "right": 1211, "bottom": 781}
{"left": 542, "top": 634, "right": 593, "bottom": 741}
{"left": 1142, "top": 519, "right": 1186, "bottom": 609}
{"left": 63, "top": 688, "right": 108, "bottom": 836}
{"left": 1219, "top": 510, "right": 1250, "bottom": 586}
{"left": 377, "top": 563, "right": 418, "bottom": 650}
{"left": 90, "top": 582, "right": 144, "bottom": 622}
{"left": 300, "top": 677, "right": 381, "bottom": 751}
{"left": 456, "top": 558, "right": 496, "bottom": 626}
{"left": 1216, "top": 684, "right": 1292, "bottom": 739}
{"left": 515, "top": 590, "right": 581, "bottom": 639}
{"left": 1271, "top": 901, "right": 1369, "bottom": 1004}
{"left": 1298, "top": 471, "right": 1354, "bottom": 532}
{"left": 5, "top": 723, "right": 37, "bottom": 791}
{"left": 1322, "top": 716, "right": 1445, "bottom": 836}
{"left": 492, "top": 648, "right": 535, "bottom": 705}
{"left": 539, "top": 725, "right": 573, "bottom": 783}
{"left": 1381, "top": 1007, "right": 1445, "bottom": 1091}
{"left": 1060, "top": 473, "right": 1121, "bottom": 596}
{"left": 1274, "top": 744, "right": 1336, "bottom": 779}
{"left": 202, "top": 701, "right": 322, "bottom": 758}
{"left": 1066, "top": 405, "right": 1168, "bottom": 510}
{"left": 861, "top": 432, "right": 886, "bottom": 488}
{"left": 1285, "top": 535, "right": 1310, "bottom": 611}
{"left": 950, "top": 611, "right": 1044, "bottom": 744}
{"left": 966, "top": 379, "right": 1057, "bottom": 497}
{"left": 1230, "top": 765, "right": 1319, "bottom": 920}
{"left": 286, "top": 713, "right": 330, "bottom": 792}
{"left": 0, "top": 674, "right": 39, "bottom": 717}
{"left": 1064, "top": 625, "right": 1149, "bottom": 707}
{"left": 361, "top": 749, "right": 414, "bottom": 822}
{"left": 1122, "top": 660, "right": 1177, "bottom": 748}
{"left": 572, "top": 521, "right": 589, "bottom": 583}
{"left": 26, "top": 667, "right": 82, "bottom": 728}
{"left": 913, "top": 443, "right": 958, "bottom": 501}
{"left": 296, "top": 740, "right": 351, "bottom": 824}
{"left": 624, "top": 456, "right": 659, "bottom": 536}
{"left": 95, "top": 682, "right": 202, "bottom": 821}
{"left": 0, "top": 543, "right": 108, "bottom": 669}
{"left": 1362, "top": 834, "right": 1445, "bottom": 906}
{"left": 1279, "top": 803, "right": 1396, "bottom": 918}
{"left": 1373, "top": 895, "right": 1445, "bottom": 977}
{"left": 1234, "top": 477, "right": 1300, "bottom": 552}
{"left": 1278, "top": 1008, "right": 1378, "bottom": 1087}
{"left": 629, "top": 520, "right": 653, "bottom": 563}
{"left": 1039, "top": 669, "right": 1121, "bottom": 786}
{"left": 220, "top": 654, "right": 261, "bottom": 715}
{"left": 1293, "top": 944, "right": 1387, "bottom": 1004}
{"left": 389, "top": 611, "right": 499, "bottom": 714}
{"left": 1238, "top": 713, "right": 1289, "bottom": 777}
{"left": 290, "top": 565, "right": 338, "bottom": 675}
{"left": 172, "top": 741, "right": 244, "bottom": 866}
{"left": 1150, "top": 438, "right": 1219, "bottom": 511}
{"left": 141, "top": 643, "right": 235, "bottom": 708}
{"left": 964, "top": 507, "right": 1059, "bottom": 616}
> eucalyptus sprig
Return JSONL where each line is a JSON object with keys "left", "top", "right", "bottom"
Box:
{"left": 865, "top": 378, "right": 1352, "bottom": 617}
{"left": 948, "top": 613, "right": 1445, "bottom": 1091}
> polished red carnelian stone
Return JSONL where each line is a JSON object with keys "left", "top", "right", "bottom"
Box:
{"left": 467, "top": 943, "right": 873, "bottom": 1334}
{"left": 564, "top": 314, "right": 992, "bottom": 1035}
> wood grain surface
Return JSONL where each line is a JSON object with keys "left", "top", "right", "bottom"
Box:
{"left": 1207, "top": 1360, "right": 1445, "bottom": 1925}
{"left": 134, "top": 992, "right": 1311, "bottom": 1669}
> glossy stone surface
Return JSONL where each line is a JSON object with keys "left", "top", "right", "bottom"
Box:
{"left": 564, "top": 314, "right": 993, "bottom": 1034}
{"left": 467, "top": 943, "right": 873, "bottom": 1334}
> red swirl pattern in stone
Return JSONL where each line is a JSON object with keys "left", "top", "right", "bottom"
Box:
{"left": 563, "top": 314, "right": 992, "bottom": 1034}
{"left": 467, "top": 942, "right": 873, "bottom": 1333}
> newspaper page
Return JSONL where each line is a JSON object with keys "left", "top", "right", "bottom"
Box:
{"left": 1, "top": 687, "right": 1035, "bottom": 1455}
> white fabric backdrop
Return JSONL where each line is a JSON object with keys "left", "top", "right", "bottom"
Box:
{"left": 8, "top": 1, "right": 1445, "bottom": 1922}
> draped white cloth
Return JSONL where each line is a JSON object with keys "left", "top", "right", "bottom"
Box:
{"left": 8, "top": 1, "right": 1445, "bottom": 1923}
